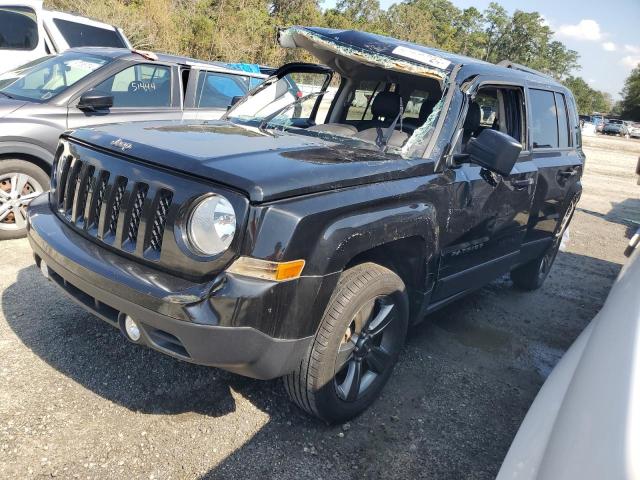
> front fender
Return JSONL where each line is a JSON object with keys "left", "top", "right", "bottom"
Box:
{"left": 0, "top": 140, "right": 55, "bottom": 165}
{"left": 242, "top": 176, "right": 445, "bottom": 337}
{"left": 306, "top": 202, "right": 438, "bottom": 275}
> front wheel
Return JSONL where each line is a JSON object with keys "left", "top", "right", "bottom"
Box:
{"left": 284, "top": 262, "right": 408, "bottom": 423}
{"left": 0, "top": 160, "right": 49, "bottom": 240}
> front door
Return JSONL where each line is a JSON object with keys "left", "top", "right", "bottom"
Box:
{"left": 67, "top": 63, "right": 182, "bottom": 129}
{"left": 431, "top": 83, "right": 537, "bottom": 302}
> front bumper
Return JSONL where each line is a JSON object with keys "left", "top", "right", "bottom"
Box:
{"left": 26, "top": 195, "right": 314, "bottom": 379}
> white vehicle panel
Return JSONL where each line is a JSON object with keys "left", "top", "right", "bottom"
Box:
{"left": 498, "top": 251, "right": 640, "bottom": 480}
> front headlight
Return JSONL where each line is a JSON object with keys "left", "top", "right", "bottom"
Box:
{"left": 186, "top": 194, "right": 236, "bottom": 256}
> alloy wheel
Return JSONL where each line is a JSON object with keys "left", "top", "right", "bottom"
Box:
{"left": 334, "top": 295, "right": 401, "bottom": 402}
{"left": 0, "top": 173, "right": 43, "bottom": 231}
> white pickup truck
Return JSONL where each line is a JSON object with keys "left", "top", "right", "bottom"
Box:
{"left": 0, "top": 0, "right": 130, "bottom": 73}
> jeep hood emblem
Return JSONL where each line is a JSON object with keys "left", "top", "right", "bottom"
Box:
{"left": 111, "top": 138, "right": 133, "bottom": 151}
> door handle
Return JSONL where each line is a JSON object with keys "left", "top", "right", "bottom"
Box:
{"left": 510, "top": 177, "right": 534, "bottom": 190}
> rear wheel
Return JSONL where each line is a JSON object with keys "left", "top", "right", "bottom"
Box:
{"left": 511, "top": 194, "right": 578, "bottom": 291}
{"left": 0, "top": 160, "right": 48, "bottom": 240}
{"left": 284, "top": 262, "right": 408, "bottom": 423}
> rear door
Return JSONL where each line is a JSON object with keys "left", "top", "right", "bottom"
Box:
{"left": 521, "top": 86, "right": 583, "bottom": 256}
{"left": 431, "top": 80, "right": 538, "bottom": 302}
{"left": 67, "top": 62, "right": 183, "bottom": 129}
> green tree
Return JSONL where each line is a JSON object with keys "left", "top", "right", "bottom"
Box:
{"left": 619, "top": 66, "right": 640, "bottom": 121}
{"left": 453, "top": 7, "right": 486, "bottom": 57}
{"left": 44, "top": 0, "right": 585, "bottom": 85}
{"left": 562, "top": 76, "right": 612, "bottom": 115}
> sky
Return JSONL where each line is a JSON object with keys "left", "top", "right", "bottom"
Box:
{"left": 321, "top": 0, "right": 640, "bottom": 99}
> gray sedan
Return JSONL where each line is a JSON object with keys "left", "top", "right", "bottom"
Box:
{"left": 0, "top": 48, "right": 267, "bottom": 239}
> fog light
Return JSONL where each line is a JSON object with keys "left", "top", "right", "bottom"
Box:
{"left": 39, "top": 259, "right": 49, "bottom": 279}
{"left": 124, "top": 316, "right": 141, "bottom": 342}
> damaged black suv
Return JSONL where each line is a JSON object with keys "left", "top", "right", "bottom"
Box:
{"left": 26, "top": 27, "right": 583, "bottom": 423}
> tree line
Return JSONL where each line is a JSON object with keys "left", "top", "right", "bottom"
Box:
{"left": 45, "top": 0, "right": 638, "bottom": 119}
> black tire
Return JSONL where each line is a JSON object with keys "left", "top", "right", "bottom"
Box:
{"left": 511, "top": 194, "right": 578, "bottom": 291}
{"left": 284, "top": 262, "right": 408, "bottom": 423}
{"left": 510, "top": 244, "right": 559, "bottom": 291}
{"left": 0, "top": 159, "right": 49, "bottom": 240}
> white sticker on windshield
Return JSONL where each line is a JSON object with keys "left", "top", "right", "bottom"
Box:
{"left": 391, "top": 46, "right": 451, "bottom": 70}
{"left": 66, "top": 60, "right": 103, "bottom": 72}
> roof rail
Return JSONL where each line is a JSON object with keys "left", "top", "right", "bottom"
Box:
{"left": 497, "top": 60, "right": 554, "bottom": 80}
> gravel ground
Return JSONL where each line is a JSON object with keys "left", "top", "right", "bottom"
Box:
{"left": 1, "top": 135, "right": 639, "bottom": 480}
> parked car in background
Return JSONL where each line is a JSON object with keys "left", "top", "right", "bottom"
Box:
{"left": 592, "top": 114, "right": 605, "bottom": 133}
{"left": 0, "top": 0, "right": 130, "bottom": 74}
{"left": 602, "top": 119, "right": 630, "bottom": 138}
{"left": 497, "top": 250, "right": 640, "bottom": 480}
{"left": 26, "top": 26, "right": 584, "bottom": 423}
{"left": 0, "top": 48, "right": 267, "bottom": 239}
{"left": 627, "top": 122, "right": 640, "bottom": 139}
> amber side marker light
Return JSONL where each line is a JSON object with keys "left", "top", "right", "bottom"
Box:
{"left": 227, "top": 257, "right": 306, "bottom": 282}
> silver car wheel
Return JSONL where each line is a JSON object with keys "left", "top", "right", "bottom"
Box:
{"left": 0, "top": 173, "right": 44, "bottom": 231}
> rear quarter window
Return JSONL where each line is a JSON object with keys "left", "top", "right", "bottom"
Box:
{"left": 0, "top": 7, "right": 38, "bottom": 51}
{"left": 555, "top": 93, "right": 570, "bottom": 148}
{"left": 53, "top": 19, "right": 125, "bottom": 48}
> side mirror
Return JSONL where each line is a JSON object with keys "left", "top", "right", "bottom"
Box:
{"left": 466, "top": 129, "right": 522, "bottom": 177}
{"left": 77, "top": 90, "right": 113, "bottom": 111}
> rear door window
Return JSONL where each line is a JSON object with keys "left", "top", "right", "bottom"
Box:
{"left": 529, "top": 89, "right": 558, "bottom": 149}
{"left": 195, "top": 71, "right": 250, "bottom": 109}
{"left": 94, "top": 64, "right": 172, "bottom": 107}
{"left": 53, "top": 19, "right": 126, "bottom": 48}
{"left": 0, "top": 7, "right": 38, "bottom": 50}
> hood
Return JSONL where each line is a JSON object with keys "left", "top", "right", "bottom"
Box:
{"left": 68, "top": 120, "right": 433, "bottom": 203}
{"left": 0, "top": 97, "right": 27, "bottom": 118}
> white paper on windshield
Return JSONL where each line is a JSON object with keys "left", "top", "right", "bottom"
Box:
{"left": 66, "top": 60, "right": 103, "bottom": 72}
{"left": 391, "top": 46, "right": 451, "bottom": 70}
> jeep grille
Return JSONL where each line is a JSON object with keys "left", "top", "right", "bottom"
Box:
{"left": 53, "top": 155, "right": 173, "bottom": 258}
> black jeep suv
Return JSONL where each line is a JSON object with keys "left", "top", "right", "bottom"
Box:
{"left": 26, "top": 27, "right": 584, "bottom": 423}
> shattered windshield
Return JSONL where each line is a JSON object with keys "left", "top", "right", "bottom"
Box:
{"left": 226, "top": 26, "right": 451, "bottom": 158}
{"left": 226, "top": 68, "right": 448, "bottom": 158}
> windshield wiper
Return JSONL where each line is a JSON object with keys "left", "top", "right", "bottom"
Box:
{"left": 0, "top": 91, "right": 14, "bottom": 99}
{"left": 258, "top": 91, "right": 324, "bottom": 131}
